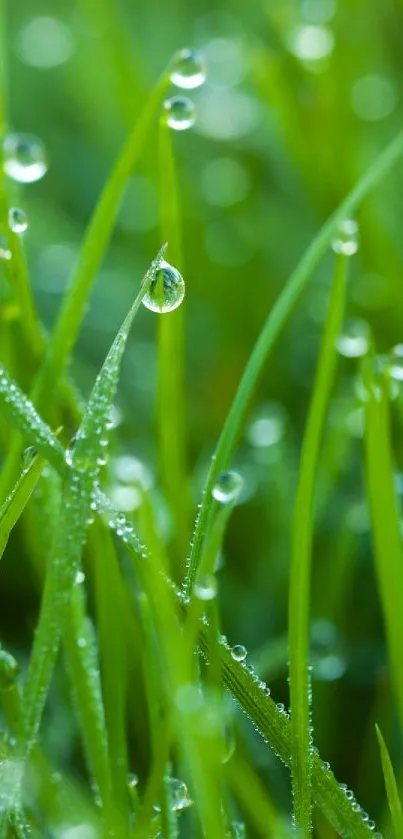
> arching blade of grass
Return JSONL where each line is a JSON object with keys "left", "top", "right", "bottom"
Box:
{"left": 0, "top": 364, "right": 66, "bottom": 473}
{"left": 0, "top": 68, "right": 171, "bottom": 498}
{"left": 185, "top": 128, "right": 403, "bottom": 594}
{"left": 157, "top": 117, "right": 189, "bottom": 567}
{"left": 289, "top": 253, "right": 348, "bottom": 835}
{"left": 364, "top": 365, "right": 403, "bottom": 735}
{"left": 0, "top": 452, "right": 45, "bottom": 559}
{"left": 375, "top": 724, "right": 403, "bottom": 839}
{"left": 19, "top": 247, "right": 166, "bottom": 770}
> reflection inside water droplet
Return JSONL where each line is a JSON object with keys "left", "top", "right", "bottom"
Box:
{"left": 212, "top": 470, "right": 243, "bottom": 504}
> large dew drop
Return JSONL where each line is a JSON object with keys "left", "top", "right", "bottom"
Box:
{"left": 142, "top": 260, "right": 185, "bottom": 313}
{"left": 231, "top": 644, "right": 247, "bottom": 662}
{"left": 154, "top": 777, "right": 192, "bottom": 812}
{"left": 194, "top": 573, "right": 218, "bottom": 601}
{"left": 170, "top": 48, "right": 206, "bottom": 89}
{"left": 331, "top": 218, "right": 359, "bottom": 256}
{"left": 163, "top": 96, "right": 196, "bottom": 131}
{"left": 3, "top": 132, "right": 48, "bottom": 183}
{"left": 212, "top": 470, "right": 243, "bottom": 504}
{"left": 8, "top": 207, "right": 28, "bottom": 235}
{"left": 336, "top": 319, "right": 369, "bottom": 358}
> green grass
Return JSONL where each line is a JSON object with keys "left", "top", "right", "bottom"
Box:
{"left": 2, "top": 2, "right": 403, "bottom": 838}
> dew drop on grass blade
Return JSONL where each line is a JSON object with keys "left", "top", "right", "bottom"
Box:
{"left": 19, "top": 246, "right": 167, "bottom": 767}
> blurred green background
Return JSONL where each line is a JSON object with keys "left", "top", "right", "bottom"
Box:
{"left": 2, "top": 0, "right": 403, "bottom": 830}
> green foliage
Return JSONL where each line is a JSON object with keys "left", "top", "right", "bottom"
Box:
{"left": 2, "top": 2, "right": 403, "bottom": 838}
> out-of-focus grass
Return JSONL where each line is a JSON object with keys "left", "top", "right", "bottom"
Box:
{"left": 2, "top": 0, "right": 403, "bottom": 837}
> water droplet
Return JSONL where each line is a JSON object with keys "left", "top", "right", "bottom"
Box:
{"left": 390, "top": 344, "right": 403, "bottom": 381}
{"left": 75, "top": 571, "right": 85, "bottom": 584}
{"left": 0, "top": 650, "right": 19, "bottom": 689}
{"left": 21, "top": 444, "right": 37, "bottom": 471}
{"left": 8, "top": 207, "right": 28, "bottom": 234}
{"left": 331, "top": 218, "right": 359, "bottom": 256}
{"left": 212, "top": 470, "right": 243, "bottom": 504}
{"left": 154, "top": 777, "right": 192, "bottom": 812}
{"left": 170, "top": 48, "right": 206, "bottom": 89}
{"left": 231, "top": 644, "right": 247, "bottom": 662}
{"left": 3, "top": 132, "right": 48, "bottom": 183}
{"left": 127, "top": 772, "right": 138, "bottom": 789}
{"left": 247, "top": 403, "right": 285, "bottom": 447}
{"left": 77, "top": 637, "right": 87, "bottom": 649}
{"left": 163, "top": 96, "right": 196, "bottom": 131}
{"left": 0, "top": 237, "right": 12, "bottom": 260}
{"left": 142, "top": 260, "right": 185, "bottom": 313}
{"left": 336, "top": 319, "right": 369, "bottom": 358}
{"left": 194, "top": 573, "right": 218, "bottom": 601}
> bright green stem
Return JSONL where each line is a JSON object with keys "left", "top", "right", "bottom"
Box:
{"left": 364, "top": 367, "right": 403, "bottom": 737}
{"left": 157, "top": 117, "right": 189, "bottom": 565}
{"left": 184, "top": 129, "right": 403, "bottom": 595}
{"left": 288, "top": 254, "right": 348, "bottom": 835}
{"left": 376, "top": 724, "right": 403, "bottom": 839}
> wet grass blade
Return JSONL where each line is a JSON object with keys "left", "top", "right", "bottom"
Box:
{"left": 20, "top": 247, "right": 166, "bottom": 767}
{"left": 289, "top": 253, "right": 348, "bottom": 835}
{"left": 364, "top": 365, "right": 403, "bottom": 735}
{"left": 157, "top": 117, "right": 189, "bottom": 565}
{"left": 185, "top": 128, "right": 403, "bottom": 594}
{"left": 375, "top": 724, "right": 403, "bottom": 839}
{"left": 0, "top": 452, "right": 45, "bottom": 559}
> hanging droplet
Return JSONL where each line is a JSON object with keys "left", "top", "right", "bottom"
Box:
{"left": 163, "top": 96, "right": 196, "bottom": 131}
{"left": 8, "top": 207, "right": 28, "bottom": 235}
{"left": 194, "top": 573, "right": 218, "bottom": 601}
{"left": 212, "top": 470, "right": 243, "bottom": 504}
{"left": 0, "top": 650, "right": 19, "bottom": 689}
{"left": 336, "top": 319, "right": 369, "bottom": 358}
{"left": 3, "top": 132, "right": 48, "bottom": 183}
{"left": 142, "top": 260, "right": 185, "bottom": 313}
{"left": 390, "top": 344, "right": 403, "bottom": 381}
{"left": 0, "top": 236, "right": 12, "bottom": 260}
{"left": 154, "top": 777, "right": 192, "bottom": 813}
{"left": 331, "top": 218, "right": 359, "bottom": 256}
{"left": 170, "top": 48, "right": 206, "bottom": 89}
{"left": 231, "top": 644, "right": 247, "bottom": 662}
{"left": 75, "top": 570, "right": 85, "bottom": 585}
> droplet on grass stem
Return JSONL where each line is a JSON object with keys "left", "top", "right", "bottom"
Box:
{"left": 142, "top": 260, "right": 185, "bottom": 313}
{"left": 8, "top": 207, "right": 28, "bottom": 235}
{"left": 170, "top": 48, "right": 206, "bottom": 89}
{"left": 331, "top": 218, "right": 359, "bottom": 256}
{"left": 212, "top": 470, "right": 243, "bottom": 504}
{"left": 3, "top": 132, "right": 48, "bottom": 183}
{"left": 163, "top": 95, "right": 196, "bottom": 131}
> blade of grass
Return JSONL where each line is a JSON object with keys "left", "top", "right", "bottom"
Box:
{"left": 0, "top": 68, "right": 171, "bottom": 499}
{"left": 157, "top": 116, "right": 189, "bottom": 567}
{"left": 289, "top": 252, "right": 349, "bottom": 835}
{"left": 0, "top": 451, "right": 45, "bottom": 559}
{"left": 185, "top": 128, "right": 403, "bottom": 595}
{"left": 375, "top": 724, "right": 403, "bottom": 839}
{"left": 18, "top": 248, "right": 166, "bottom": 780}
{"left": 364, "top": 364, "right": 403, "bottom": 735}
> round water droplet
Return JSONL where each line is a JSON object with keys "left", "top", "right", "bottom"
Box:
{"left": 0, "top": 237, "right": 12, "bottom": 261}
{"left": 194, "top": 573, "right": 218, "bottom": 601}
{"left": 231, "top": 644, "right": 247, "bottom": 662}
{"left": 142, "top": 260, "right": 185, "bottom": 313}
{"left": 336, "top": 319, "right": 369, "bottom": 358}
{"left": 163, "top": 96, "right": 196, "bottom": 131}
{"left": 127, "top": 772, "right": 139, "bottom": 790}
{"left": 0, "top": 650, "right": 19, "bottom": 689}
{"left": 331, "top": 218, "right": 359, "bottom": 256}
{"left": 3, "top": 132, "right": 48, "bottom": 183}
{"left": 154, "top": 777, "right": 192, "bottom": 813}
{"left": 8, "top": 207, "right": 28, "bottom": 235}
{"left": 390, "top": 344, "right": 403, "bottom": 381}
{"left": 75, "top": 571, "right": 85, "bottom": 585}
{"left": 170, "top": 48, "right": 206, "bottom": 90}
{"left": 212, "top": 470, "right": 243, "bottom": 504}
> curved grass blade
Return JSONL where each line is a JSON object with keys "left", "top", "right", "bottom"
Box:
{"left": 20, "top": 247, "right": 166, "bottom": 766}
{"left": 375, "top": 724, "right": 403, "bottom": 839}
{"left": 0, "top": 230, "right": 44, "bottom": 363}
{"left": 157, "top": 118, "right": 189, "bottom": 566}
{"left": 0, "top": 451, "right": 45, "bottom": 559}
{"left": 0, "top": 365, "right": 66, "bottom": 473}
{"left": 364, "top": 365, "right": 403, "bottom": 735}
{"left": 185, "top": 128, "right": 403, "bottom": 594}
{"left": 289, "top": 254, "right": 348, "bottom": 835}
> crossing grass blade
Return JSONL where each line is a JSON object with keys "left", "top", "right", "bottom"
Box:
{"left": 0, "top": 451, "right": 45, "bottom": 559}
{"left": 375, "top": 724, "right": 403, "bottom": 839}
{"left": 184, "top": 128, "right": 403, "bottom": 595}
{"left": 18, "top": 247, "right": 166, "bottom": 779}
{"left": 157, "top": 116, "right": 189, "bottom": 566}
{"left": 364, "top": 364, "right": 403, "bottom": 735}
{"left": 288, "top": 253, "right": 349, "bottom": 835}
